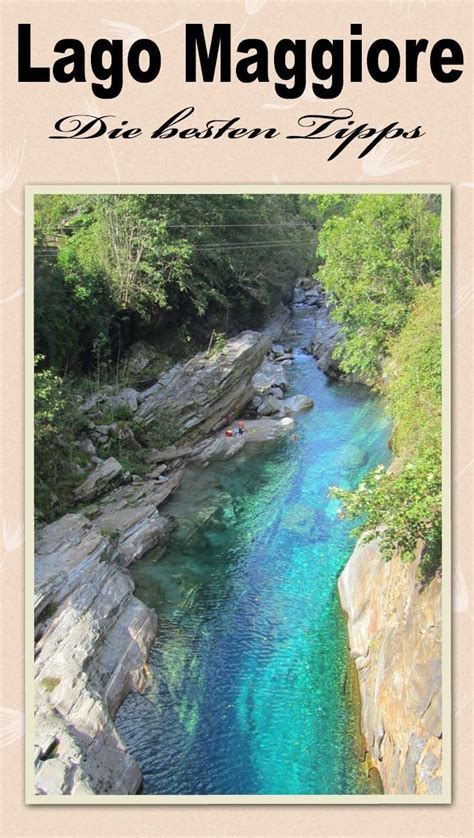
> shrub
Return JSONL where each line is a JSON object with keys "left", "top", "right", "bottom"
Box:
{"left": 331, "top": 281, "right": 442, "bottom": 575}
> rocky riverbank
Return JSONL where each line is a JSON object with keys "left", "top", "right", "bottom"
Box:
{"left": 338, "top": 537, "right": 442, "bottom": 795}
{"left": 298, "top": 279, "right": 443, "bottom": 794}
{"left": 294, "top": 278, "right": 367, "bottom": 385}
{"left": 33, "top": 303, "right": 316, "bottom": 796}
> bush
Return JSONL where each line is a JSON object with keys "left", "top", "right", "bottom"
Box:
{"left": 316, "top": 195, "right": 441, "bottom": 384}
{"left": 134, "top": 408, "right": 180, "bottom": 451}
{"left": 331, "top": 282, "right": 442, "bottom": 575}
{"left": 34, "top": 356, "right": 83, "bottom": 521}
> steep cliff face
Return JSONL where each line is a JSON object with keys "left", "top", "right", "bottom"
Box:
{"left": 338, "top": 537, "right": 442, "bottom": 795}
{"left": 303, "top": 288, "right": 368, "bottom": 384}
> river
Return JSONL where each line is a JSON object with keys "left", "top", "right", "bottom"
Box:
{"left": 116, "top": 308, "right": 391, "bottom": 795}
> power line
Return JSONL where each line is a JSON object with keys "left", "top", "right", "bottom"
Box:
{"left": 165, "top": 222, "right": 310, "bottom": 228}
{"left": 190, "top": 240, "right": 313, "bottom": 250}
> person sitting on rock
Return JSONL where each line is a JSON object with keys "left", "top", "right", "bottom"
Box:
{"left": 237, "top": 420, "right": 246, "bottom": 436}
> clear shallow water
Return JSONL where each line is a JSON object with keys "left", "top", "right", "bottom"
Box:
{"left": 116, "top": 310, "right": 391, "bottom": 795}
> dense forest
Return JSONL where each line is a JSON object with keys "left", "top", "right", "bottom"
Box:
{"left": 34, "top": 192, "right": 442, "bottom": 574}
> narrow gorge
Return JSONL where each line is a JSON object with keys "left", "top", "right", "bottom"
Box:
{"left": 33, "top": 286, "right": 442, "bottom": 797}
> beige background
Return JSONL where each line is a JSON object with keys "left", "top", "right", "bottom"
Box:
{"left": 1, "top": 0, "right": 473, "bottom": 835}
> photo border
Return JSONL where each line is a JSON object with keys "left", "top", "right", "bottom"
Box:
{"left": 24, "top": 183, "right": 451, "bottom": 805}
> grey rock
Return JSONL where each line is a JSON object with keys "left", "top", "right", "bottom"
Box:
{"left": 279, "top": 394, "right": 314, "bottom": 415}
{"left": 149, "top": 463, "right": 168, "bottom": 479}
{"left": 77, "top": 438, "right": 96, "bottom": 456}
{"left": 293, "top": 287, "right": 306, "bottom": 304}
{"left": 271, "top": 343, "right": 284, "bottom": 356}
{"left": 33, "top": 470, "right": 185, "bottom": 794}
{"left": 146, "top": 444, "right": 194, "bottom": 465}
{"left": 108, "top": 388, "right": 138, "bottom": 414}
{"left": 252, "top": 360, "right": 289, "bottom": 394}
{"left": 73, "top": 457, "right": 123, "bottom": 503}
{"left": 35, "top": 513, "right": 112, "bottom": 622}
{"left": 78, "top": 387, "right": 114, "bottom": 415}
{"left": 190, "top": 434, "right": 246, "bottom": 464}
{"left": 137, "top": 330, "right": 271, "bottom": 442}
{"left": 34, "top": 559, "right": 155, "bottom": 795}
{"left": 338, "top": 537, "right": 442, "bottom": 795}
{"left": 308, "top": 304, "right": 368, "bottom": 385}
{"left": 257, "top": 394, "right": 281, "bottom": 416}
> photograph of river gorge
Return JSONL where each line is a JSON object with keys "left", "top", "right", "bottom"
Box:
{"left": 32, "top": 189, "right": 444, "bottom": 799}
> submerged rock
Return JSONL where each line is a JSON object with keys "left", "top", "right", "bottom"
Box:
{"left": 281, "top": 504, "right": 319, "bottom": 537}
{"left": 334, "top": 443, "right": 367, "bottom": 470}
{"left": 338, "top": 537, "right": 442, "bottom": 795}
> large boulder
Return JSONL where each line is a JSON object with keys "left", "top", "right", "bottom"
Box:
{"left": 190, "top": 434, "right": 246, "bottom": 464}
{"left": 279, "top": 394, "right": 314, "bottom": 415}
{"left": 304, "top": 291, "right": 320, "bottom": 306}
{"left": 252, "top": 359, "right": 289, "bottom": 394}
{"left": 107, "top": 388, "right": 139, "bottom": 414}
{"left": 34, "top": 513, "right": 112, "bottom": 623}
{"left": 243, "top": 417, "right": 295, "bottom": 442}
{"left": 73, "top": 457, "right": 124, "bottom": 502}
{"left": 257, "top": 394, "right": 281, "bottom": 416}
{"left": 137, "top": 330, "right": 272, "bottom": 442}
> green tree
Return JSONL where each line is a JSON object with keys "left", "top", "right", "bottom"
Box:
{"left": 332, "top": 282, "right": 442, "bottom": 575}
{"left": 316, "top": 195, "right": 441, "bottom": 384}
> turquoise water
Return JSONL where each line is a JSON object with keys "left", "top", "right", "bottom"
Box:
{"left": 116, "top": 310, "right": 391, "bottom": 795}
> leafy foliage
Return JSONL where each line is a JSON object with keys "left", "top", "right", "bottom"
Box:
{"left": 316, "top": 195, "right": 441, "bottom": 384}
{"left": 34, "top": 356, "right": 86, "bottom": 521}
{"left": 331, "top": 282, "right": 442, "bottom": 574}
{"left": 34, "top": 193, "right": 315, "bottom": 372}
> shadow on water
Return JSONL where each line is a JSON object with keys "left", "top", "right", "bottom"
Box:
{"left": 116, "top": 309, "right": 392, "bottom": 795}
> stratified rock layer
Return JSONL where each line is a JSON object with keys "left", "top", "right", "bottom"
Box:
{"left": 34, "top": 473, "right": 182, "bottom": 795}
{"left": 338, "top": 537, "right": 442, "bottom": 795}
{"left": 137, "top": 330, "right": 272, "bottom": 440}
{"left": 34, "top": 317, "right": 294, "bottom": 796}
